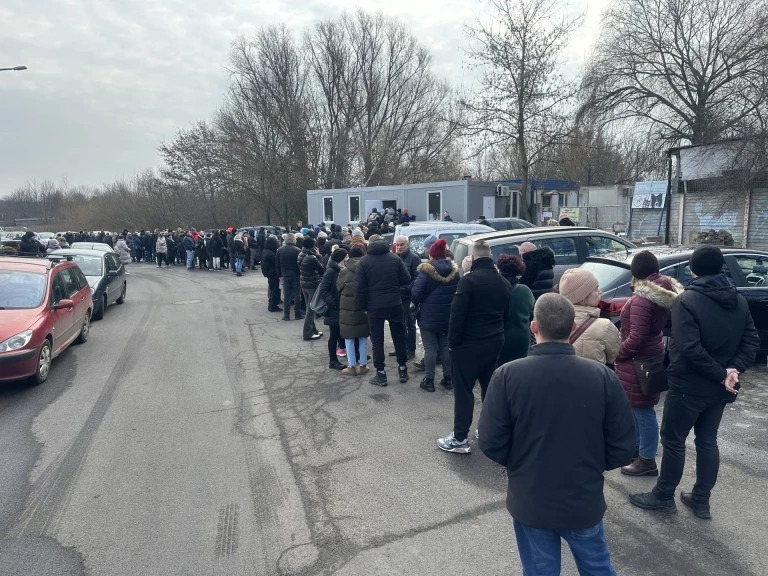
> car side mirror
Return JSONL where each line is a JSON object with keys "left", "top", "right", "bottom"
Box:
{"left": 107, "top": 270, "right": 119, "bottom": 276}
{"left": 55, "top": 299, "right": 74, "bottom": 310}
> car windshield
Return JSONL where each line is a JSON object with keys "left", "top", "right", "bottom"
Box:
{"left": 72, "top": 255, "right": 103, "bottom": 276}
{"left": 0, "top": 270, "right": 47, "bottom": 309}
{"left": 452, "top": 241, "right": 469, "bottom": 264}
{"left": 581, "top": 261, "right": 630, "bottom": 291}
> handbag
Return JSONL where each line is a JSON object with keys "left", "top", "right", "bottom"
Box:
{"left": 633, "top": 354, "right": 668, "bottom": 396}
{"left": 309, "top": 288, "right": 328, "bottom": 316}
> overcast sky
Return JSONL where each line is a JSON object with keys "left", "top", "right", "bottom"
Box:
{"left": 0, "top": 0, "right": 609, "bottom": 196}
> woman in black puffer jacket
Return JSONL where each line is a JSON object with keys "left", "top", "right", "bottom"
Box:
{"left": 316, "top": 248, "right": 347, "bottom": 371}
{"left": 520, "top": 244, "right": 555, "bottom": 299}
{"left": 410, "top": 239, "right": 460, "bottom": 392}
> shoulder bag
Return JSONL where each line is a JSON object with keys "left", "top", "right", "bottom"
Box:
{"left": 569, "top": 316, "right": 596, "bottom": 344}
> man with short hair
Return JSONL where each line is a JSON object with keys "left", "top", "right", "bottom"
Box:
{"left": 394, "top": 236, "right": 420, "bottom": 360}
{"left": 479, "top": 293, "right": 635, "bottom": 575}
{"left": 356, "top": 238, "right": 412, "bottom": 387}
{"left": 437, "top": 240, "right": 512, "bottom": 453}
{"left": 630, "top": 245, "right": 759, "bottom": 519}
{"left": 276, "top": 233, "right": 302, "bottom": 321}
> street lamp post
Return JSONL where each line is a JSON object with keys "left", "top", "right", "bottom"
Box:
{"left": 0, "top": 66, "right": 27, "bottom": 72}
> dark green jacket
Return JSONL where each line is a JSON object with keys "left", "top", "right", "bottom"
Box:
{"left": 337, "top": 258, "right": 370, "bottom": 339}
{"left": 499, "top": 283, "right": 535, "bottom": 365}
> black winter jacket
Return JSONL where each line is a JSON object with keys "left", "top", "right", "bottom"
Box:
{"left": 275, "top": 244, "right": 301, "bottom": 280}
{"left": 667, "top": 273, "right": 760, "bottom": 402}
{"left": 261, "top": 237, "right": 280, "bottom": 278}
{"left": 398, "top": 249, "right": 421, "bottom": 300}
{"left": 298, "top": 248, "right": 324, "bottom": 290}
{"left": 355, "top": 241, "right": 410, "bottom": 314}
{"left": 479, "top": 343, "right": 635, "bottom": 530}
{"left": 411, "top": 259, "right": 460, "bottom": 334}
{"left": 521, "top": 247, "right": 555, "bottom": 299}
{"left": 317, "top": 259, "right": 342, "bottom": 326}
{"left": 208, "top": 235, "right": 223, "bottom": 258}
{"left": 448, "top": 258, "right": 511, "bottom": 349}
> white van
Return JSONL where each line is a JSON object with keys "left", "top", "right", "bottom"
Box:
{"left": 393, "top": 222, "right": 494, "bottom": 260}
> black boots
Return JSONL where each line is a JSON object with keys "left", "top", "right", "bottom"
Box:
{"left": 420, "top": 377, "right": 435, "bottom": 392}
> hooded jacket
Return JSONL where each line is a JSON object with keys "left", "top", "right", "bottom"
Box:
{"left": 317, "top": 259, "right": 342, "bottom": 326}
{"left": 666, "top": 273, "right": 760, "bottom": 401}
{"left": 571, "top": 306, "right": 621, "bottom": 366}
{"left": 448, "top": 257, "right": 512, "bottom": 349}
{"left": 337, "top": 257, "right": 370, "bottom": 339}
{"left": 499, "top": 280, "right": 536, "bottom": 365}
{"left": 261, "top": 237, "right": 280, "bottom": 278}
{"left": 615, "top": 273, "right": 683, "bottom": 407}
{"left": 520, "top": 247, "right": 556, "bottom": 299}
{"left": 115, "top": 239, "right": 131, "bottom": 263}
{"left": 411, "top": 259, "right": 460, "bottom": 333}
{"left": 155, "top": 236, "right": 168, "bottom": 254}
{"left": 298, "top": 247, "right": 324, "bottom": 290}
{"left": 355, "top": 241, "right": 411, "bottom": 313}
{"left": 208, "top": 234, "right": 223, "bottom": 258}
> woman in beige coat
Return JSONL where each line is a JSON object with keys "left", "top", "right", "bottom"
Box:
{"left": 558, "top": 268, "right": 620, "bottom": 364}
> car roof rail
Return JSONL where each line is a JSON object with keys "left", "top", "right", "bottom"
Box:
{"left": 47, "top": 254, "right": 74, "bottom": 266}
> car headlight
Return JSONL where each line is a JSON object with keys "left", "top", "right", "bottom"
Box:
{"left": 0, "top": 329, "right": 34, "bottom": 352}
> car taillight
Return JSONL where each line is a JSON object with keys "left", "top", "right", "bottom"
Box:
{"left": 598, "top": 297, "right": 629, "bottom": 318}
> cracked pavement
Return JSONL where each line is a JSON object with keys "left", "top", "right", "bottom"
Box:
{"left": 1, "top": 264, "right": 767, "bottom": 575}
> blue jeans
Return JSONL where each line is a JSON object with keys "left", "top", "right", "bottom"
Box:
{"left": 513, "top": 518, "right": 617, "bottom": 576}
{"left": 235, "top": 256, "right": 245, "bottom": 274}
{"left": 633, "top": 406, "right": 659, "bottom": 460}
{"left": 345, "top": 338, "right": 368, "bottom": 367}
{"left": 185, "top": 249, "right": 195, "bottom": 269}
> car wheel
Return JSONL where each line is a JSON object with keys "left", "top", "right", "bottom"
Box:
{"left": 93, "top": 294, "right": 106, "bottom": 320}
{"left": 75, "top": 312, "right": 91, "bottom": 344}
{"left": 116, "top": 283, "right": 126, "bottom": 304}
{"left": 33, "top": 339, "right": 52, "bottom": 385}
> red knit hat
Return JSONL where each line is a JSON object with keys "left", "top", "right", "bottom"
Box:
{"left": 429, "top": 238, "right": 447, "bottom": 260}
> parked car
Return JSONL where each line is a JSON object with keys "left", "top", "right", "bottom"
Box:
{"left": 581, "top": 246, "right": 768, "bottom": 352}
{"left": 471, "top": 217, "right": 535, "bottom": 231}
{"left": 51, "top": 249, "right": 127, "bottom": 320}
{"left": 70, "top": 242, "right": 116, "bottom": 253}
{"left": 393, "top": 221, "right": 495, "bottom": 259}
{"left": 0, "top": 255, "right": 93, "bottom": 385}
{"left": 450, "top": 227, "right": 636, "bottom": 282}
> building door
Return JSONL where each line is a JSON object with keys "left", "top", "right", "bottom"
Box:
{"left": 483, "top": 196, "right": 496, "bottom": 219}
{"left": 365, "top": 200, "right": 384, "bottom": 219}
{"left": 427, "top": 191, "right": 442, "bottom": 221}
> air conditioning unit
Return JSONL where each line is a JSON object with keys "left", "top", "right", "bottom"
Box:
{"left": 496, "top": 185, "right": 511, "bottom": 197}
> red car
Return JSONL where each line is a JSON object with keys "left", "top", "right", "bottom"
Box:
{"left": 0, "top": 256, "right": 93, "bottom": 385}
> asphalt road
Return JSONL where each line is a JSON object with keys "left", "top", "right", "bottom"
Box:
{"left": 1, "top": 262, "right": 767, "bottom": 576}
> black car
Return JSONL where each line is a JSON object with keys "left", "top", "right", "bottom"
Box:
{"left": 581, "top": 246, "right": 768, "bottom": 352}
{"left": 49, "top": 249, "right": 127, "bottom": 320}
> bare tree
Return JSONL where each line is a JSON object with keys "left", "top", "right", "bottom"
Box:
{"left": 462, "top": 0, "right": 584, "bottom": 220}
{"left": 583, "top": 0, "right": 768, "bottom": 145}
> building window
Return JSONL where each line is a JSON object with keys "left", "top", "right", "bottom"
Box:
{"left": 427, "top": 191, "right": 442, "bottom": 221}
{"left": 541, "top": 194, "right": 552, "bottom": 207}
{"left": 323, "top": 197, "right": 334, "bottom": 223}
{"left": 348, "top": 196, "right": 360, "bottom": 224}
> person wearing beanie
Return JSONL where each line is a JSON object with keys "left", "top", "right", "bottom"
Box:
{"left": 337, "top": 245, "right": 370, "bottom": 376}
{"left": 298, "top": 235, "right": 325, "bottom": 341}
{"left": 437, "top": 240, "right": 512, "bottom": 454}
{"left": 631, "top": 246, "right": 760, "bottom": 517}
{"left": 613, "top": 251, "right": 684, "bottom": 476}
{"left": 276, "top": 232, "right": 302, "bottom": 320}
{"left": 423, "top": 234, "right": 439, "bottom": 253}
{"left": 496, "top": 254, "right": 535, "bottom": 365}
{"left": 558, "top": 268, "right": 621, "bottom": 366}
{"left": 316, "top": 248, "right": 348, "bottom": 370}
{"left": 559, "top": 213, "right": 576, "bottom": 226}
{"left": 461, "top": 255, "right": 473, "bottom": 275}
{"left": 411, "top": 238, "right": 460, "bottom": 392}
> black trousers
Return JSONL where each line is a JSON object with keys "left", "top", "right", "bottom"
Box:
{"left": 401, "top": 298, "right": 417, "bottom": 355}
{"left": 653, "top": 390, "right": 726, "bottom": 502}
{"left": 327, "top": 323, "right": 341, "bottom": 363}
{"left": 451, "top": 340, "right": 503, "bottom": 442}
{"left": 369, "top": 305, "right": 407, "bottom": 372}
{"left": 267, "top": 276, "right": 280, "bottom": 309}
{"left": 282, "top": 278, "right": 301, "bottom": 319}
{"left": 156, "top": 253, "right": 168, "bottom": 266}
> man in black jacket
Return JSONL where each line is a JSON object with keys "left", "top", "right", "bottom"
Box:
{"left": 298, "top": 237, "right": 325, "bottom": 341}
{"left": 437, "top": 240, "right": 512, "bottom": 454}
{"left": 478, "top": 293, "right": 635, "bottom": 574}
{"left": 356, "top": 239, "right": 411, "bottom": 387}
{"left": 394, "top": 236, "right": 420, "bottom": 359}
{"left": 261, "top": 236, "right": 281, "bottom": 312}
{"left": 630, "top": 246, "right": 759, "bottom": 519}
{"left": 275, "top": 234, "right": 302, "bottom": 321}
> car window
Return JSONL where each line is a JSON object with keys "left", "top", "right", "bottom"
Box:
{"left": 536, "top": 237, "right": 579, "bottom": 265}
{"left": 71, "top": 266, "right": 88, "bottom": 289}
{"left": 581, "top": 262, "right": 630, "bottom": 291}
{"left": 731, "top": 255, "right": 768, "bottom": 287}
{"left": 73, "top": 255, "right": 104, "bottom": 276}
{"left": 490, "top": 242, "right": 522, "bottom": 261}
{"left": 58, "top": 267, "right": 81, "bottom": 297}
{"left": 52, "top": 273, "right": 67, "bottom": 303}
{"left": 106, "top": 254, "right": 120, "bottom": 271}
{"left": 680, "top": 261, "right": 733, "bottom": 287}
{"left": 0, "top": 270, "right": 47, "bottom": 309}
{"left": 438, "top": 232, "right": 467, "bottom": 246}
{"left": 584, "top": 235, "right": 630, "bottom": 257}
{"left": 408, "top": 235, "right": 430, "bottom": 259}
{"left": 660, "top": 264, "right": 680, "bottom": 283}
{"left": 452, "top": 241, "right": 469, "bottom": 264}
